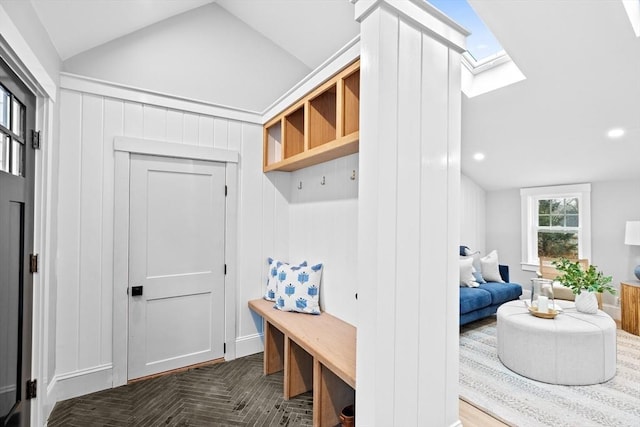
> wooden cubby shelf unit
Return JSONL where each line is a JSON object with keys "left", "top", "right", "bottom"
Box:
{"left": 263, "top": 59, "right": 360, "bottom": 172}
{"left": 284, "top": 106, "right": 305, "bottom": 159}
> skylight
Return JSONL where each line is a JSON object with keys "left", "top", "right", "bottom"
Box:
{"left": 427, "top": 0, "right": 526, "bottom": 97}
{"left": 622, "top": 0, "right": 640, "bottom": 37}
{"left": 428, "top": 0, "right": 503, "bottom": 62}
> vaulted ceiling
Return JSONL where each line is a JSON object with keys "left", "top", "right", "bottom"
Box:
{"left": 29, "top": 0, "right": 640, "bottom": 191}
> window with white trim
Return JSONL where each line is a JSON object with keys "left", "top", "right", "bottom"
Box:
{"left": 520, "top": 184, "right": 591, "bottom": 271}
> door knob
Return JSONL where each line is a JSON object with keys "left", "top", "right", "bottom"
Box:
{"left": 131, "top": 286, "right": 143, "bottom": 296}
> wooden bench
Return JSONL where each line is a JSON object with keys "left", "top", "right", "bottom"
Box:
{"left": 248, "top": 299, "right": 356, "bottom": 427}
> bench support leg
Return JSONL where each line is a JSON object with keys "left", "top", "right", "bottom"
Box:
{"left": 284, "top": 338, "right": 314, "bottom": 399}
{"left": 264, "top": 320, "right": 284, "bottom": 375}
{"left": 313, "top": 359, "right": 355, "bottom": 427}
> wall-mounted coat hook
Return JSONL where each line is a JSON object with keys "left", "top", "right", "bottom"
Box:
{"left": 321, "top": 176, "right": 326, "bottom": 185}
{"left": 297, "top": 181, "right": 303, "bottom": 190}
{"left": 350, "top": 170, "right": 356, "bottom": 181}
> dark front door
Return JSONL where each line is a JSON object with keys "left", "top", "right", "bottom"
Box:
{"left": 0, "top": 56, "right": 36, "bottom": 427}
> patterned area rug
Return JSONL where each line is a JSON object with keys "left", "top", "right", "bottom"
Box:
{"left": 460, "top": 317, "right": 640, "bottom": 427}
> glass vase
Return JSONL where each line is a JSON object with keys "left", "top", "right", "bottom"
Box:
{"left": 530, "top": 278, "right": 555, "bottom": 310}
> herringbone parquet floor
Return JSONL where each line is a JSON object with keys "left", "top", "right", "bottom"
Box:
{"left": 47, "top": 353, "right": 313, "bottom": 427}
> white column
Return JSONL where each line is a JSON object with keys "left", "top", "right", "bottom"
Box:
{"left": 354, "top": 1, "right": 467, "bottom": 426}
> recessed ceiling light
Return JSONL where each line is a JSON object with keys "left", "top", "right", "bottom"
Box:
{"left": 473, "top": 152, "right": 485, "bottom": 161}
{"left": 607, "top": 128, "right": 625, "bottom": 138}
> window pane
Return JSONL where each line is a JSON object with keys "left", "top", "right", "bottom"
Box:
{"left": 551, "top": 215, "right": 564, "bottom": 226}
{"left": 550, "top": 199, "right": 564, "bottom": 214}
{"left": 11, "top": 139, "right": 23, "bottom": 176}
{"left": 565, "top": 198, "right": 579, "bottom": 214}
{"left": 538, "top": 231, "right": 578, "bottom": 258}
{"left": 538, "top": 215, "right": 550, "bottom": 226}
{"left": 0, "top": 86, "right": 8, "bottom": 128}
{"left": 566, "top": 214, "right": 579, "bottom": 227}
{"left": 11, "top": 98, "right": 24, "bottom": 138}
{"left": 539, "top": 199, "right": 550, "bottom": 215}
{"left": 0, "top": 133, "right": 8, "bottom": 172}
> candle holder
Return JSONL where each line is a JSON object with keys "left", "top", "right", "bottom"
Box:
{"left": 531, "top": 278, "right": 555, "bottom": 311}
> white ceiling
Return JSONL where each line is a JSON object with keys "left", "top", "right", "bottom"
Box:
{"left": 29, "top": 0, "right": 640, "bottom": 191}
{"left": 464, "top": 0, "right": 640, "bottom": 191}
{"left": 216, "top": 0, "right": 360, "bottom": 69}
{"left": 31, "top": 0, "right": 216, "bottom": 60}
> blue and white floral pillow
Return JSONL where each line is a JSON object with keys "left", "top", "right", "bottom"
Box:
{"left": 264, "top": 258, "right": 307, "bottom": 301}
{"left": 274, "top": 262, "right": 323, "bottom": 314}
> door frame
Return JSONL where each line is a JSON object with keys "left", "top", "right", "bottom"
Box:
{"left": 0, "top": 15, "right": 58, "bottom": 427}
{"left": 0, "top": 54, "right": 37, "bottom": 427}
{"left": 112, "top": 136, "right": 238, "bottom": 387}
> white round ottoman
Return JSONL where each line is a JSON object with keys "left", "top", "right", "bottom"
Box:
{"left": 496, "top": 300, "right": 616, "bottom": 385}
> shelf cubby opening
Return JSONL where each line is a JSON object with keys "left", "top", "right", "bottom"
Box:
{"left": 309, "top": 84, "right": 337, "bottom": 149}
{"left": 265, "top": 121, "right": 283, "bottom": 167}
{"left": 342, "top": 69, "right": 360, "bottom": 137}
{"left": 284, "top": 106, "right": 305, "bottom": 159}
{"left": 262, "top": 59, "right": 360, "bottom": 173}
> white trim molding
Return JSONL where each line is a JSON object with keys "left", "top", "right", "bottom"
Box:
{"left": 54, "top": 364, "right": 113, "bottom": 402}
{"left": 235, "top": 333, "right": 264, "bottom": 359}
{"left": 1, "top": 5, "right": 58, "bottom": 426}
{"left": 60, "top": 72, "right": 262, "bottom": 124}
{"left": 520, "top": 183, "right": 592, "bottom": 271}
{"left": 602, "top": 303, "right": 621, "bottom": 321}
{"left": 353, "top": 0, "right": 469, "bottom": 52}
{"left": 114, "top": 136, "right": 239, "bottom": 163}
{"left": 261, "top": 35, "right": 361, "bottom": 122}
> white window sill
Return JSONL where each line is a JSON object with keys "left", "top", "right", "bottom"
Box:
{"left": 521, "top": 262, "right": 539, "bottom": 272}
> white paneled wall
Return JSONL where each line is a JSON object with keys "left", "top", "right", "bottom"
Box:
{"left": 55, "top": 81, "right": 286, "bottom": 398}
{"left": 460, "top": 174, "right": 486, "bottom": 253}
{"left": 236, "top": 144, "right": 291, "bottom": 356}
{"left": 288, "top": 154, "right": 359, "bottom": 326}
{"left": 354, "top": 1, "right": 466, "bottom": 425}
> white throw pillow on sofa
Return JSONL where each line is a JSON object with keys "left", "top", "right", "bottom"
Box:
{"left": 461, "top": 253, "right": 486, "bottom": 284}
{"left": 480, "top": 250, "right": 505, "bottom": 283}
{"left": 459, "top": 257, "right": 479, "bottom": 287}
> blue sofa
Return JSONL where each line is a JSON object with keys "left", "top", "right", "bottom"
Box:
{"left": 459, "top": 246, "right": 522, "bottom": 326}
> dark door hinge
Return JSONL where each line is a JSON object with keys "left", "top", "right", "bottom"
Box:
{"left": 26, "top": 379, "right": 37, "bottom": 399}
{"left": 225, "top": 185, "right": 228, "bottom": 196}
{"left": 224, "top": 264, "right": 227, "bottom": 275}
{"left": 31, "top": 130, "right": 41, "bottom": 150}
{"left": 30, "top": 254, "right": 38, "bottom": 273}
{"left": 224, "top": 343, "right": 226, "bottom": 353}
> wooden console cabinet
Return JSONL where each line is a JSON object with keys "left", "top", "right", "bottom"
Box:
{"left": 263, "top": 60, "right": 360, "bottom": 172}
{"left": 621, "top": 280, "right": 640, "bottom": 336}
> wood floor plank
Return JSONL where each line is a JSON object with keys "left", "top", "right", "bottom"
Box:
{"left": 459, "top": 398, "right": 510, "bottom": 427}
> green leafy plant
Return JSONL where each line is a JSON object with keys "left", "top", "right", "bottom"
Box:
{"left": 551, "top": 258, "right": 616, "bottom": 295}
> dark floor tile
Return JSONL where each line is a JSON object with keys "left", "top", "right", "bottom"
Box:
{"left": 47, "top": 354, "right": 313, "bottom": 427}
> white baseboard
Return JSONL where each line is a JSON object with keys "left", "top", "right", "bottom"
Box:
{"left": 235, "top": 333, "right": 264, "bottom": 358}
{"left": 54, "top": 364, "right": 113, "bottom": 401}
{"left": 40, "top": 375, "right": 59, "bottom": 426}
{"left": 602, "top": 303, "right": 621, "bottom": 321}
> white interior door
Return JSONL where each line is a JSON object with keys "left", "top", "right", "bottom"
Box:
{"left": 128, "top": 154, "right": 226, "bottom": 380}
